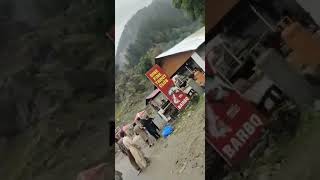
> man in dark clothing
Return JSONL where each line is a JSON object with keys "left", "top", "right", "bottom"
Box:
{"left": 116, "top": 138, "right": 140, "bottom": 171}
{"left": 148, "top": 117, "right": 160, "bottom": 132}
{"left": 138, "top": 118, "right": 160, "bottom": 140}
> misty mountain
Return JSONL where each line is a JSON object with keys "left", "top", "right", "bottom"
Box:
{"left": 115, "top": 0, "right": 198, "bottom": 68}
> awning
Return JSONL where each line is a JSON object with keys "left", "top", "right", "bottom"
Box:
{"left": 145, "top": 89, "right": 161, "bottom": 105}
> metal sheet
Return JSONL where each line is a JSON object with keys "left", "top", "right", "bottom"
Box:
{"left": 156, "top": 27, "right": 205, "bottom": 59}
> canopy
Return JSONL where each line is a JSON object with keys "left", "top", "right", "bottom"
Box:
{"left": 145, "top": 89, "right": 161, "bottom": 105}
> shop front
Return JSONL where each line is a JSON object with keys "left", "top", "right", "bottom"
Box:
{"left": 144, "top": 27, "right": 206, "bottom": 122}
{"left": 205, "top": 0, "right": 319, "bottom": 169}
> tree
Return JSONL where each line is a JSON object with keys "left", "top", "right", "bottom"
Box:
{"left": 172, "top": 0, "right": 204, "bottom": 23}
{"left": 137, "top": 47, "right": 161, "bottom": 74}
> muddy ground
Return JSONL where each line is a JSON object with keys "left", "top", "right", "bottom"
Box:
{"left": 115, "top": 96, "right": 205, "bottom": 180}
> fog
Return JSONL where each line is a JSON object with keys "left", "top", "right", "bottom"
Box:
{"left": 115, "top": 0, "right": 152, "bottom": 50}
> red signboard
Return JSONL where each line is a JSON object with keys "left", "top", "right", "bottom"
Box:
{"left": 146, "top": 65, "right": 190, "bottom": 110}
{"left": 205, "top": 71, "right": 265, "bottom": 166}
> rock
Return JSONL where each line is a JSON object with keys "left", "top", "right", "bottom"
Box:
{"left": 179, "top": 162, "right": 187, "bottom": 174}
{"left": 192, "top": 162, "right": 198, "bottom": 168}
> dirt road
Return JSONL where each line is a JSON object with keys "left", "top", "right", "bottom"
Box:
{"left": 116, "top": 97, "right": 205, "bottom": 180}
{"left": 226, "top": 110, "right": 320, "bottom": 180}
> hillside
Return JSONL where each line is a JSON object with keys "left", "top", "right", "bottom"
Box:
{"left": 0, "top": 1, "right": 114, "bottom": 180}
{"left": 115, "top": 0, "right": 202, "bottom": 126}
{"left": 115, "top": 0, "right": 198, "bottom": 68}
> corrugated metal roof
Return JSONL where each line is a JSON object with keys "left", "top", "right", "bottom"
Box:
{"left": 156, "top": 26, "right": 205, "bottom": 59}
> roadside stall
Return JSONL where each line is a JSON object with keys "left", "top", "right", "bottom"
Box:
{"left": 143, "top": 27, "right": 206, "bottom": 122}
{"left": 145, "top": 87, "right": 183, "bottom": 122}
{"left": 154, "top": 27, "right": 206, "bottom": 96}
{"left": 205, "top": 1, "right": 303, "bottom": 115}
{"left": 145, "top": 65, "right": 191, "bottom": 122}
{"left": 205, "top": 0, "right": 316, "bottom": 172}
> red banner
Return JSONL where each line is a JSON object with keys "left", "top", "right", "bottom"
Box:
{"left": 146, "top": 65, "right": 190, "bottom": 110}
{"left": 205, "top": 72, "right": 265, "bottom": 166}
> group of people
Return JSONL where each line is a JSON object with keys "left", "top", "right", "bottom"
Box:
{"left": 116, "top": 116, "right": 161, "bottom": 174}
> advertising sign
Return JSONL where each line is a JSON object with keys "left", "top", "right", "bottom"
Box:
{"left": 205, "top": 66, "right": 265, "bottom": 166}
{"left": 146, "top": 65, "right": 190, "bottom": 111}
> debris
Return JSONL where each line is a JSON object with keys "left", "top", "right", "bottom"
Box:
{"left": 179, "top": 162, "right": 187, "bottom": 174}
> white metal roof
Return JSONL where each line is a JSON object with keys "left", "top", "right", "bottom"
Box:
{"left": 156, "top": 26, "right": 205, "bottom": 59}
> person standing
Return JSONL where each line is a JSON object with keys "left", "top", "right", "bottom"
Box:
{"left": 148, "top": 117, "right": 160, "bottom": 133}
{"left": 188, "top": 74, "right": 204, "bottom": 95}
{"left": 121, "top": 131, "right": 148, "bottom": 171}
{"left": 139, "top": 118, "right": 160, "bottom": 140}
{"left": 117, "top": 136, "right": 140, "bottom": 172}
{"left": 124, "top": 123, "right": 134, "bottom": 137}
{"left": 193, "top": 68, "right": 205, "bottom": 88}
{"left": 133, "top": 123, "right": 153, "bottom": 147}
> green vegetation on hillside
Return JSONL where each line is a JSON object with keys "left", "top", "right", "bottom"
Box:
{"left": 172, "top": 0, "right": 205, "bottom": 22}
{"left": 115, "top": 0, "right": 202, "bottom": 126}
{"left": 0, "top": 1, "right": 114, "bottom": 180}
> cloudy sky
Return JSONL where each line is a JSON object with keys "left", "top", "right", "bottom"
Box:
{"left": 115, "top": 0, "right": 152, "bottom": 50}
